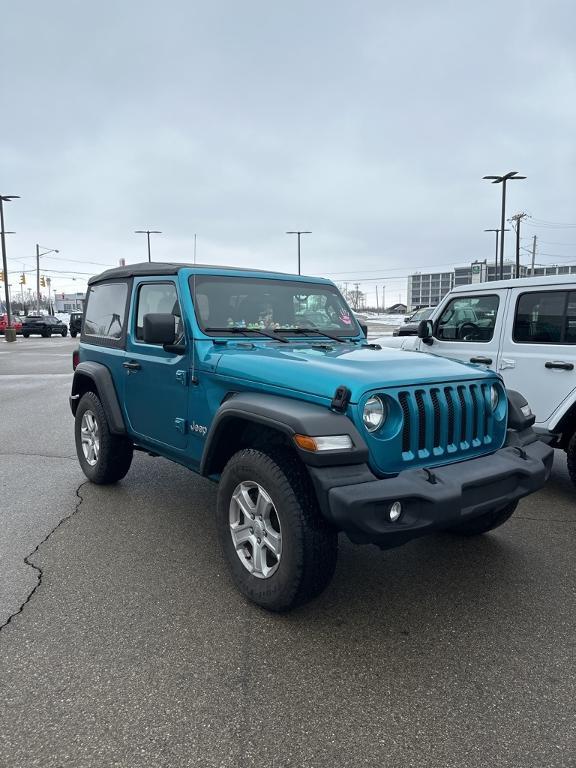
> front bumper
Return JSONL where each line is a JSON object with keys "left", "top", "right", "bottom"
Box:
{"left": 308, "top": 436, "right": 553, "bottom": 546}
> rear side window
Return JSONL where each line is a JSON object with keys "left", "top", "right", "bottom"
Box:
{"left": 514, "top": 291, "right": 576, "bottom": 344}
{"left": 435, "top": 294, "right": 499, "bottom": 342}
{"left": 83, "top": 282, "right": 129, "bottom": 345}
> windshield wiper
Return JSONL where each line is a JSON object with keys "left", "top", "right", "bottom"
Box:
{"left": 205, "top": 326, "right": 289, "bottom": 343}
{"left": 275, "top": 327, "right": 351, "bottom": 344}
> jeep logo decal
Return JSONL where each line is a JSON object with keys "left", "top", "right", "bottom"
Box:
{"left": 190, "top": 421, "right": 208, "bottom": 437}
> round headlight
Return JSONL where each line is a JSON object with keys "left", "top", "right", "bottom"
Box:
{"left": 490, "top": 384, "right": 499, "bottom": 411}
{"left": 363, "top": 395, "right": 386, "bottom": 432}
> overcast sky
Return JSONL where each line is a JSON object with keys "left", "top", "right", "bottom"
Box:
{"left": 1, "top": 0, "right": 575, "bottom": 304}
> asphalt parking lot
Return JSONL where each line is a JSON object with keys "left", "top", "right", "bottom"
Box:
{"left": 1, "top": 337, "right": 575, "bottom": 768}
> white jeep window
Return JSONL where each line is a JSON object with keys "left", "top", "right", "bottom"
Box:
{"left": 514, "top": 291, "right": 574, "bottom": 344}
{"left": 436, "top": 294, "right": 499, "bottom": 342}
{"left": 84, "top": 282, "right": 128, "bottom": 341}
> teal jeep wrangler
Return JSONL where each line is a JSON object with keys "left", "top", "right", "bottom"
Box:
{"left": 70, "top": 263, "right": 553, "bottom": 611}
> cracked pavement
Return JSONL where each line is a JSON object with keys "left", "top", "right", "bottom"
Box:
{"left": 1, "top": 337, "right": 576, "bottom": 767}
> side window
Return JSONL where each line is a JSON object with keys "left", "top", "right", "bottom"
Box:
{"left": 83, "top": 282, "right": 128, "bottom": 343}
{"left": 436, "top": 294, "right": 499, "bottom": 342}
{"left": 514, "top": 291, "right": 569, "bottom": 344}
{"left": 135, "top": 282, "right": 182, "bottom": 343}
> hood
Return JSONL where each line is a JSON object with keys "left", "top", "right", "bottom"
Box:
{"left": 205, "top": 341, "right": 496, "bottom": 403}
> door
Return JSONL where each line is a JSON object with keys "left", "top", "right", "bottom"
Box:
{"left": 426, "top": 291, "right": 506, "bottom": 371}
{"left": 124, "top": 280, "right": 189, "bottom": 451}
{"left": 498, "top": 287, "right": 576, "bottom": 424}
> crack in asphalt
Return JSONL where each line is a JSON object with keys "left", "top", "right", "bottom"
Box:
{"left": 0, "top": 480, "right": 88, "bottom": 635}
{"left": 0, "top": 451, "right": 77, "bottom": 460}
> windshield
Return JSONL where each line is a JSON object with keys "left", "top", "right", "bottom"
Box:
{"left": 410, "top": 307, "right": 433, "bottom": 322}
{"left": 190, "top": 275, "right": 360, "bottom": 337}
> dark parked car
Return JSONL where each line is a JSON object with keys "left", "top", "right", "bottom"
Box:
{"left": 22, "top": 315, "right": 68, "bottom": 338}
{"left": 69, "top": 312, "right": 83, "bottom": 337}
{"left": 393, "top": 306, "right": 434, "bottom": 336}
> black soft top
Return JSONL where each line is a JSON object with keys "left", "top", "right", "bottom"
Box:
{"left": 87, "top": 261, "right": 284, "bottom": 285}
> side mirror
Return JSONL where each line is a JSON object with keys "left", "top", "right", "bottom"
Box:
{"left": 143, "top": 313, "right": 177, "bottom": 345}
{"left": 359, "top": 322, "right": 368, "bottom": 338}
{"left": 417, "top": 319, "right": 434, "bottom": 344}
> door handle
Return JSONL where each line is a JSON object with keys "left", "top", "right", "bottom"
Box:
{"left": 470, "top": 356, "right": 492, "bottom": 365}
{"left": 123, "top": 361, "right": 141, "bottom": 371}
{"left": 545, "top": 361, "right": 574, "bottom": 371}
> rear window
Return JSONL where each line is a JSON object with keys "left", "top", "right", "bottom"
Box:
{"left": 514, "top": 290, "right": 576, "bottom": 344}
{"left": 83, "top": 282, "right": 129, "bottom": 345}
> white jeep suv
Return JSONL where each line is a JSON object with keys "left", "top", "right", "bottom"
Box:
{"left": 377, "top": 275, "right": 576, "bottom": 485}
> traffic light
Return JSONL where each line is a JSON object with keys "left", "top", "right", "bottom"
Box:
{"left": 0, "top": 270, "right": 4, "bottom": 282}
{"left": 19, "top": 274, "right": 26, "bottom": 285}
{"left": 40, "top": 275, "right": 46, "bottom": 287}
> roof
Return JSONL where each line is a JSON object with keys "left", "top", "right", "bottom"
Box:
{"left": 87, "top": 261, "right": 324, "bottom": 285}
{"left": 451, "top": 273, "right": 576, "bottom": 293}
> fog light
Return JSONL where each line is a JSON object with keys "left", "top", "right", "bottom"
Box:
{"left": 389, "top": 501, "right": 402, "bottom": 522}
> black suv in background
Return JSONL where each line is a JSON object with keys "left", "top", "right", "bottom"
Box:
{"left": 69, "top": 312, "right": 83, "bottom": 337}
{"left": 22, "top": 315, "right": 68, "bottom": 338}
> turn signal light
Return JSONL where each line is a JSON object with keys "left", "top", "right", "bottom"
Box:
{"left": 294, "top": 434, "right": 353, "bottom": 452}
{"left": 72, "top": 349, "right": 80, "bottom": 370}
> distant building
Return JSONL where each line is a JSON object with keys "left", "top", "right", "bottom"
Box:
{"left": 407, "top": 260, "right": 576, "bottom": 311}
{"left": 53, "top": 292, "right": 85, "bottom": 313}
{"left": 407, "top": 272, "right": 454, "bottom": 311}
{"left": 386, "top": 303, "right": 407, "bottom": 314}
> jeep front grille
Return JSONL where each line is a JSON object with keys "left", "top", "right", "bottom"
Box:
{"left": 397, "top": 381, "right": 496, "bottom": 462}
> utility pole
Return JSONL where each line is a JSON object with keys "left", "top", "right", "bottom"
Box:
{"left": 531, "top": 235, "right": 537, "bottom": 276}
{"left": 193, "top": 234, "right": 197, "bottom": 264}
{"left": 509, "top": 213, "right": 528, "bottom": 278}
{"left": 382, "top": 285, "right": 386, "bottom": 312}
{"left": 483, "top": 172, "right": 526, "bottom": 279}
{"left": 134, "top": 230, "right": 162, "bottom": 262}
{"left": 354, "top": 282, "right": 360, "bottom": 310}
{"left": 375, "top": 285, "right": 379, "bottom": 312}
{"left": 0, "top": 194, "right": 19, "bottom": 336}
{"left": 286, "top": 231, "right": 312, "bottom": 275}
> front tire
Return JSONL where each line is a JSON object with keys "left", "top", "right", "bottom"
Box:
{"left": 444, "top": 501, "right": 518, "bottom": 536}
{"left": 75, "top": 391, "right": 133, "bottom": 484}
{"left": 216, "top": 448, "right": 338, "bottom": 611}
{"left": 61, "top": 329, "right": 68, "bottom": 337}
{"left": 70, "top": 331, "right": 77, "bottom": 338}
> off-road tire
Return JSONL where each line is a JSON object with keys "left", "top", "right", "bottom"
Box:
{"left": 75, "top": 391, "right": 133, "bottom": 484}
{"left": 70, "top": 331, "right": 77, "bottom": 338}
{"left": 566, "top": 430, "right": 576, "bottom": 489}
{"left": 61, "top": 329, "right": 67, "bottom": 337}
{"left": 42, "top": 330, "right": 50, "bottom": 338}
{"left": 216, "top": 448, "right": 338, "bottom": 611}
{"left": 445, "top": 501, "right": 518, "bottom": 536}
{"left": 22, "top": 332, "right": 29, "bottom": 338}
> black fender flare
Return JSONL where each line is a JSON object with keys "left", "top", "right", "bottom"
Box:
{"left": 200, "top": 392, "right": 368, "bottom": 475}
{"left": 70, "top": 361, "right": 126, "bottom": 434}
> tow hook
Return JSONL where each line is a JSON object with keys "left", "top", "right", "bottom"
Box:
{"left": 423, "top": 468, "right": 438, "bottom": 484}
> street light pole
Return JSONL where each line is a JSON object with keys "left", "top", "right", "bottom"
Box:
{"left": 134, "top": 230, "right": 162, "bottom": 262}
{"left": 483, "top": 172, "right": 526, "bottom": 279}
{"left": 484, "top": 228, "right": 510, "bottom": 279}
{"left": 0, "top": 194, "right": 20, "bottom": 336}
{"left": 286, "top": 231, "right": 312, "bottom": 275}
{"left": 36, "top": 245, "right": 59, "bottom": 314}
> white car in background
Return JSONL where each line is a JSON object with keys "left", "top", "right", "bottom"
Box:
{"left": 376, "top": 275, "right": 576, "bottom": 486}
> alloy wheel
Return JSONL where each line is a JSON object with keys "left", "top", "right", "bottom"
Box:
{"left": 229, "top": 481, "right": 282, "bottom": 579}
{"left": 80, "top": 410, "right": 100, "bottom": 466}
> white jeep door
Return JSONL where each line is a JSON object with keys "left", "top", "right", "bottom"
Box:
{"left": 497, "top": 286, "right": 576, "bottom": 425}
{"left": 424, "top": 290, "right": 507, "bottom": 372}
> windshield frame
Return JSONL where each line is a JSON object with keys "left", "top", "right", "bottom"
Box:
{"left": 188, "top": 274, "right": 362, "bottom": 339}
